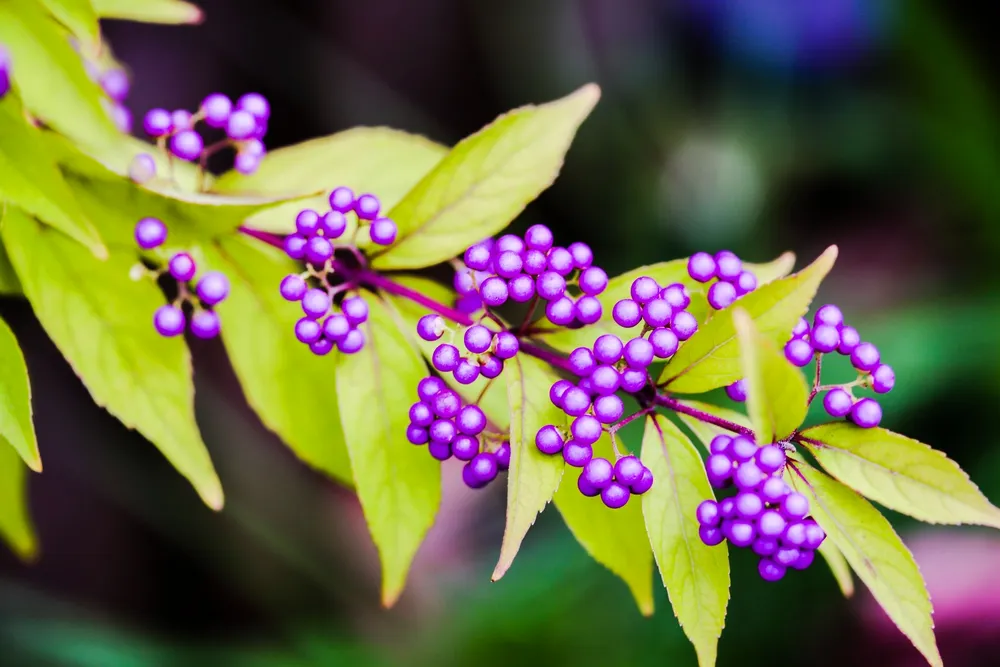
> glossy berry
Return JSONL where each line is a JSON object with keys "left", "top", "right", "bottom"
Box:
{"left": 601, "top": 483, "right": 630, "bottom": 509}
{"left": 590, "top": 365, "right": 620, "bottom": 395}
{"left": 759, "top": 559, "right": 786, "bottom": 582}
{"left": 430, "top": 390, "right": 461, "bottom": 419}
{"left": 328, "top": 187, "right": 355, "bottom": 213}
{"left": 237, "top": 92, "right": 270, "bottom": 121}
{"left": 536, "top": 271, "right": 567, "bottom": 300}
{"left": 322, "top": 211, "right": 347, "bottom": 238}
{"left": 143, "top": 108, "right": 172, "bottom": 136}
{"left": 464, "top": 325, "right": 493, "bottom": 354}
{"left": 407, "top": 425, "right": 430, "bottom": 445}
{"left": 612, "top": 299, "right": 642, "bottom": 328}
{"left": 784, "top": 338, "right": 814, "bottom": 367}
{"left": 568, "top": 242, "right": 593, "bottom": 269}
{"left": 851, "top": 397, "right": 883, "bottom": 428}
{"left": 624, "top": 337, "right": 654, "bottom": 368}
{"left": 838, "top": 326, "right": 861, "bottom": 355}
{"left": 354, "top": 194, "right": 380, "bottom": 220}
{"left": 615, "top": 456, "right": 644, "bottom": 486}
{"left": 300, "top": 289, "right": 331, "bottom": 319}
{"left": 791, "top": 317, "right": 810, "bottom": 339}
{"left": 493, "top": 331, "right": 520, "bottom": 360}
{"left": 535, "top": 425, "right": 564, "bottom": 455}
{"left": 725, "top": 379, "right": 748, "bottom": 402}
{"left": 128, "top": 153, "right": 157, "bottom": 184}
{"left": 370, "top": 218, "right": 397, "bottom": 245}
{"left": 823, "top": 388, "right": 853, "bottom": 418}
{"left": 451, "top": 435, "right": 479, "bottom": 461}
{"left": 522, "top": 249, "right": 547, "bottom": 275}
{"left": 714, "top": 251, "right": 742, "bottom": 281}
{"left": 524, "top": 224, "right": 554, "bottom": 251}
{"left": 201, "top": 93, "right": 232, "bottom": 127}
{"left": 563, "top": 441, "right": 593, "bottom": 467}
{"left": 453, "top": 359, "right": 480, "bottom": 384}
{"left": 305, "top": 236, "right": 333, "bottom": 266}
{"left": 432, "top": 344, "right": 460, "bottom": 372}
{"left": 196, "top": 272, "right": 229, "bottom": 306}
{"left": 851, "top": 342, "right": 881, "bottom": 372}
{"left": 409, "top": 402, "right": 433, "bottom": 427}
{"left": 687, "top": 252, "right": 716, "bottom": 282}
{"left": 170, "top": 109, "right": 193, "bottom": 132}
{"left": 631, "top": 467, "right": 654, "bottom": 494}
{"left": 549, "top": 380, "right": 573, "bottom": 408}
{"left": 279, "top": 275, "right": 307, "bottom": 302}
{"left": 583, "top": 457, "right": 614, "bottom": 489}
{"left": 562, "top": 387, "right": 592, "bottom": 417}
{"left": 593, "top": 334, "right": 624, "bottom": 364}
{"left": 579, "top": 267, "right": 608, "bottom": 295}
{"left": 170, "top": 130, "right": 203, "bottom": 161}
{"left": 295, "top": 210, "right": 321, "bottom": 237}
{"left": 416, "top": 314, "right": 444, "bottom": 341}
{"left": 283, "top": 235, "right": 307, "bottom": 260}
{"left": 479, "top": 354, "right": 504, "bottom": 379}
{"left": 547, "top": 247, "right": 574, "bottom": 275}
{"left": 735, "top": 271, "right": 757, "bottom": 295}
{"left": 319, "top": 314, "right": 349, "bottom": 341}
{"left": 810, "top": 324, "right": 840, "bottom": 353}
{"left": 338, "top": 329, "right": 365, "bottom": 354}
{"left": 630, "top": 277, "right": 660, "bottom": 304}
{"left": 168, "top": 253, "right": 197, "bottom": 281}
{"left": 495, "top": 442, "right": 511, "bottom": 470}
{"left": 480, "top": 276, "right": 509, "bottom": 307}
{"left": 708, "top": 281, "right": 737, "bottom": 310}
{"left": 571, "top": 415, "right": 603, "bottom": 445}
{"left": 134, "top": 217, "right": 167, "bottom": 249}
{"left": 592, "top": 395, "right": 624, "bottom": 424}
{"left": 294, "top": 318, "right": 322, "bottom": 344}
{"left": 226, "top": 110, "right": 256, "bottom": 140}
{"left": 872, "top": 364, "right": 895, "bottom": 393}
{"left": 457, "top": 405, "right": 487, "bottom": 435}
{"left": 417, "top": 377, "right": 445, "bottom": 402}
{"left": 342, "top": 297, "right": 369, "bottom": 326}
{"left": 154, "top": 305, "right": 185, "bottom": 337}
{"left": 671, "top": 311, "right": 698, "bottom": 340}
{"left": 756, "top": 445, "right": 786, "bottom": 474}
{"left": 464, "top": 244, "right": 492, "bottom": 271}
{"left": 620, "top": 369, "right": 646, "bottom": 393}
{"left": 814, "top": 304, "right": 844, "bottom": 328}
{"left": 190, "top": 310, "right": 221, "bottom": 339}
{"left": 642, "top": 299, "right": 672, "bottom": 328}
{"left": 575, "top": 296, "right": 602, "bottom": 324}
{"left": 508, "top": 274, "right": 535, "bottom": 302}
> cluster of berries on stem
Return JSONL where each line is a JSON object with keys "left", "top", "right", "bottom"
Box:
{"left": 687, "top": 250, "right": 759, "bottom": 310}
{"left": 698, "top": 433, "right": 826, "bottom": 582}
{"left": 133, "top": 217, "right": 229, "bottom": 339}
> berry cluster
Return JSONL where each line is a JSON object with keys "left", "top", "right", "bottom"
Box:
{"left": 697, "top": 434, "right": 826, "bottom": 582}
{"left": 457, "top": 226, "right": 608, "bottom": 326}
{"left": 687, "top": 250, "right": 759, "bottom": 310}
{"left": 419, "top": 317, "right": 519, "bottom": 385}
{"left": 406, "top": 376, "right": 511, "bottom": 489}
{"left": 133, "top": 217, "right": 229, "bottom": 339}
{"left": 283, "top": 187, "right": 398, "bottom": 256}
{"left": 141, "top": 92, "right": 269, "bottom": 175}
{"left": 279, "top": 276, "right": 367, "bottom": 356}
{"left": 612, "top": 276, "right": 699, "bottom": 354}
{"left": 0, "top": 44, "right": 11, "bottom": 99}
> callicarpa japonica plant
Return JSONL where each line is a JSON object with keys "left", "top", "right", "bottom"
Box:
{"left": 0, "top": 2, "right": 996, "bottom": 666}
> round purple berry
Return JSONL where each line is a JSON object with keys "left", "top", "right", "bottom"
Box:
{"left": 547, "top": 247, "right": 574, "bottom": 275}
{"left": 168, "top": 253, "right": 196, "bottom": 282}
{"left": 727, "top": 519, "right": 756, "bottom": 547}
{"left": 735, "top": 271, "right": 757, "bottom": 295}
{"left": 492, "top": 331, "right": 519, "bottom": 360}
{"left": 536, "top": 271, "right": 567, "bottom": 300}
{"left": 154, "top": 305, "right": 185, "bottom": 337}
{"left": 407, "top": 424, "right": 429, "bottom": 445}
{"left": 237, "top": 92, "right": 270, "bottom": 121}
{"left": 590, "top": 365, "right": 621, "bottom": 395}
{"left": 128, "top": 153, "right": 157, "bottom": 184}
{"left": 687, "top": 252, "right": 717, "bottom": 282}
{"left": 451, "top": 434, "right": 480, "bottom": 461}
{"left": 647, "top": 328, "right": 678, "bottom": 360}
{"left": 872, "top": 364, "right": 895, "bottom": 393}
{"left": 735, "top": 491, "right": 764, "bottom": 519}
{"left": 568, "top": 242, "right": 594, "bottom": 269}
{"left": 409, "top": 402, "right": 434, "bottom": 427}
{"left": 838, "top": 326, "right": 861, "bottom": 355}
{"left": 280, "top": 275, "right": 307, "bottom": 302}
{"left": 524, "top": 224, "right": 554, "bottom": 251}
{"left": 578, "top": 473, "right": 601, "bottom": 497}
{"left": 310, "top": 338, "right": 334, "bottom": 356}
{"left": 851, "top": 397, "right": 883, "bottom": 428}
{"left": 134, "top": 217, "right": 167, "bottom": 249}
{"left": 495, "top": 234, "right": 524, "bottom": 255}
{"left": 457, "top": 405, "right": 487, "bottom": 436}
{"left": 201, "top": 93, "right": 232, "bottom": 127}
{"left": 697, "top": 499, "right": 720, "bottom": 526}
{"left": 480, "top": 277, "right": 509, "bottom": 307}
{"left": 592, "top": 334, "right": 624, "bottom": 365}
{"left": 671, "top": 311, "right": 698, "bottom": 340}
{"left": 417, "top": 314, "right": 445, "bottom": 341}
{"left": 714, "top": 251, "right": 742, "bottom": 281}
{"left": 169, "top": 130, "right": 203, "bottom": 161}
{"left": 583, "top": 457, "right": 614, "bottom": 489}
{"left": 535, "top": 425, "right": 564, "bottom": 455}
{"left": 706, "top": 454, "right": 734, "bottom": 488}
{"left": 758, "top": 509, "right": 787, "bottom": 538}
{"left": 305, "top": 236, "right": 334, "bottom": 266}
{"left": 453, "top": 359, "right": 481, "bottom": 384}
{"left": 734, "top": 461, "right": 765, "bottom": 490}
{"left": 170, "top": 109, "right": 193, "bottom": 132}
{"left": 630, "top": 277, "right": 660, "bottom": 304}
{"left": 329, "top": 187, "right": 355, "bottom": 213}
{"left": 234, "top": 152, "right": 261, "bottom": 175}
{"left": 700, "top": 526, "right": 724, "bottom": 546}
{"left": 791, "top": 317, "right": 810, "bottom": 339}
{"left": 467, "top": 453, "right": 499, "bottom": 487}
{"left": 196, "top": 272, "right": 229, "bottom": 306}
{"left": 563, "top": 440, "right": 594, "bottom": 467}
{"left": 283, "top": 235, "right": 307, "bottom": 260}
{"left": 342, "top": 297, "right": 368, "bottom": 326}
{"left": 730, "top": 435, "right": 757, "bottom": 461}
{"left": 593, "top": 395, "right": 624, "bottom": 424}
{"left": 549, "top": 380, "right": 573, "bottom": 409}
{"left": 301, "top": 288, "right": 331, "bottom": 319}
{"left": 614, "top": 456, "right": 644, "bottom": 486}
{"left": 464, "top": 244, "right": 492, "bottom": 271}
{"left": 429, "top": 419, "right": 457, "bottom": 444}
{"left": 369, "top": 218, "right": 397, "bottom": 245}
{"left": 810, "top": 324, "right": 840, "bottom": 353}
{"left": 753, "top": 536, "right": 779, "bottom": 557}
{"left": 756, "top": 444, "right": 786, "bottom": 474}
{"left": 642, "top": 299, "right": 673, "bottom": 328}
{"left": 851, "top": 342, "right": 881, "bottom": 372}
{"left": 781, "top": 492, "right": 810, "bottom": 520}
{"left": 463, "top": 325, "right": 492, "bottom": 354}
{"left": 631, "top": 467, "right": 654, "bottom": 494}
{"left": 143, "top": 108, "right": 172, "bottom": 136}
{"left": 496, "top": 442, "right": 511, "bottom": 470}
{"left": 624, "top": 337, "right": 654, "bottom": 369}
{"left": 338, "top": 329, "right": 365, "bottom": 354}
{"left": 295, "top": 209, "right": 320, "bottom": 237}
{"left": 575, "top": 295, "right": 603, "bottom": 324}
{"left": 321, "top": 211, "right": 347, "bottom": 239}
{"left": 761, "top": 477, "right": 790, "bottom": 504}
{"left": 823, "top": 388, "right": 854, "bottom": 418}
{"left": 493, "top": 250, "right": 522, "bottom": 279}
{"left": 354, "top": 194, "right": 380, "bottom": 220}
{"left": 226, "top": 109, "right": 256, "bottom": 140}
{"left": 814, "top": 304, "right": 844, "bottom": 328}
{"left": 804, "top": 521, "right": 827, "bottom": 550}
{"left": 612, "top": 299, "right": 642, "bottom": 328}
{"left": 432, "top": 344, "right": 460, "bottom": 372}
{"left": 562, "top": 387, "right": 592, "bottom": 417}
{"left": 430, "top": 390, "right": 461, "bottom": 419}
{"left": 707, "top": 281, "right": 737, "bottom": 310}
{"left": 508, "top": 275, "right": 535, "bottom": 302}
{"left": 323, "top": 314, "right": 350, "bottom": 341}
{"left": 522, "top": 249, "right": 548, "bottom": 275}
{"left": 758, "top": 559, "right": 786, "bottom": 582}
{"left": 725, "top": 379, "right": 748, "bottom": 402}
{"left": 294, "top": 317, "right": 322, "bottom": 344}
{"left": 579, "top": 267, "right": 608, "bottom": 295}
{"left": 479, "top": 354, "right": 504, "bottom": 379}
{"left": 620, "top": 369, "right": 646, "bottom": 393}
{"left": 784, "top": 338, "right": 814, "bottom": 367}
{"left": 709, "top": 435, "right": 732, "bottom": 455}
{"left": 417, "top": 377, "right": 445, "bottom": 402}
{"left": 601, "top": 482, "right": 630, "bottom": 509}
{"left": 571, "top": 415, "right": 603, "bottom": 446}
{"left": 661, "top": 283, "right": 690, "bottom": 309}
{"left": 568, "top": 347, "right": 596, "bottom": 377}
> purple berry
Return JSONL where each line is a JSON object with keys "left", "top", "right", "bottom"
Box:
{"left": 337, "top": 330, "right": 365, "bottom": 354}
{"left": 329, "top": 187, "right": 355, "bottom": 213}
{"left": 549, "top": 380, "right": 573, "bottom": 408}
{"left": 430, "top": 390, "right": 461, "bottom": 419}
{"left": 734, "top": 461, "right": 765, "bottom": 490}
{"left": 342, "top": 297, "right": 368, "bottom": 326}
{"left": 196, "top": 272, "right": 229, "bottom": 306}
{"left": 492, "top": 251, "right": 520, "bottom": 279}
{"left": 823, "top": 388, "right": 853, "bottom": 418}
{"left": 496, "top": 234, "right": 524, "bottom": 255}
{"left": 583, "top": 457, "right": 614, "bottom": 489}
{"left": 642, "top": 299, "right": 673, "bottom": 328}
{"left": 671, "top": 311, "right": 698, "bottom": 340}
{"left": 226, "top": 109, "right": 256, "bottom": 140}
{"left": 310, "top": 338, "right": 334, "bottom": 356}
{"left": 872, "top": 364, "right": 895, "bottom": 393}
{"left": 234, "top": 152, "right": 261, "bottom": 175}
{"left": 578, "top": 473, "right": 601, "bottom": 497}
{"left": 295, "top": 209, "right": 320, "bottom": 237}
{"left": 631, "top": 467, "right": 654, "bottom": 494}
{"left": 571, "top": 415, "right": 603, "bottom": 445}
{"left": 593, "top": 334, "right": 624, "bottom": 365}
{"left": 593, "top": 395, "right": 624, "bottom": 424}
{"left": 568, "top": 242, "right": 594, "bottom": 269}
{"left": 851, "top": 397, "right": 883, "bottom": 428}
{"left": 305, "top": 236, "right": 334, "bottom": 266}
{"left": 725, "top": 379, "right": 748, "bottom": 402}
{"left": 492, "top": 331, "right": 519, "bottom": 360}
{"left": 409, "top": 402, "right": 434, "bottom": 427}
{"left": 323, "top": 314, "right": 350, "bottom": 341}
{"left": 463, "top": 325, "right": 492, "bottom": 354}
{"left": 467, "top": 453, "right": 499, "bottom": 487}
{"left": 775, "top": 547, "right": 800, "bottom": 568}
{"left": 761, "top": 477, "right": 790, "bottom": 503}
{"left": 128, "top": 153, "right": 157, "bottom": 184}
{"left": 646, "top": 327, "right": 678, "bottom": 359}
{"left": 524, "top": 224, "right": 554, "bottom": 251}
{"left": 735, "top": 271, "right": 757, "bottom": 295}
{"left": 784, "top": 338, "right": 814, "bottom": 367}
{"left": 719, "top": 498, "right": 737, "bottom": 519}
{"left": 351, "top": 193, "right": 379, "bottom": 220}
{"left": 135, "top": 217, "right": 167, "bottom": 249}
{"left": 753, "top": 536, "right": 779, "bottom": 557}
{"left": 479, "top": 354, "right": 504, "bottom": 379}
{"left": 370, "top": 218, "right": 397, "bottom": 245}
{"left": 143, "top": 108, "right": 172, "bottom": 136}
{"left": 283, "top": 235, "right": 307, "bottom": 260}
{"left": 851, "top": 342, "right": 881, "bottom": 372}
{"left": 727, "top": 519, "right": 756, "bottom": 547}
{"left": 756, "top": 444, "right": 786, "bottom": 474}
{"left": 630, "top": 276, "right": 660, "bottom": 304}
{"left": 781, "top": 492, "right": 810, "bottom": 520}
{"left": 620, "top": 369, "right": 647, "bottom": 393}
{"left": 428, "top": 441, "right": 451, "bottom": 460}
{"left": 417, "top": 314, "right": 445, "bottom": 341}
{"left": 201, "top": 93, "right": 232, "bottom": 127}
{"left": 697, "top": 499, "right": 721, "bottom": 526}
{"left": 457, "top": 405, "right": 487, "bottom": 435}
{"left": 496, "top": 442, "right": 511, "bottom": 470}
{"left": 154, "top": 305, "right": 185, "bottom": 337}
{"left": 547, "top": 247, "right": 574, "bottom": 275}
{"left": 429, "top": 419, "right": 456, "bottom": 444}
{"left": 730, "top": 435, "right": 757, "bottom": 461}
{"left": 464, "top": 244, "right": 492, "bottom": 271}
{"left": 279, "top": 275, "right": 307, "bottom": 302}
{"left": 562, "top": 387, "right": 592, "bottom": 417}
{"left": 810, "top": 324, "right": 840, "bottom": 353}
{"left": 168, "top": 253, "right": 197, "bottom": 282}
{"left": 407, "top": 424, "right": 429, "bottom": 445}
{"left": 579, "top": 267, "right": 608, "bottom": 295}
{"left": 320, "top": 211, "right": 347, "bottom": 239}
{"left": 590, "top": 365, "right": 621, "bottom": 395}
{"left": 714, "top": 251, "right": 742, "bottom": 281}
{"left": 758, "top": 559, "right": 786, "bottom": 582}
{"left": 522, "top": 249, "right": 548, "bottom": 275}
{"left": 417, "top": 377, "right": 445, "bottom": 402}
{"left": 294, "top": 317, "right": 322, "bottom": 344}
{"left": 804, "top": 521, "right": 827, "bottom": 549}
{"left": 615, "top": 456, "right": 644, "bottom": 486}
{"left": 661, "top": 283, "right": 690, "bottom": 309}
{"left": 170, "top": 109, "right": 193, "bottom": 132}
{"left": 838, "top": 326, "right": 861, "bottom": 355}
{"left": 508, "top": 275, "right": 535, "bottom": 302}
{"left": 791, "top": 550, "right": 815, "bottom": 571}
{"left": 688, "top": 252, "right": 717, "bottom": 283}
{"left": 709, "top": 435, "right": 732, "bottom": 455}
{"left": 758, "top": 510, "right": 787, "bottom": 538}
{"left": 432, "top": 344, "right": 460, "bottom": 372}
{"left": 624, "top": 337, "right": 654, "bottom": 368}
{"left": 791, "top": 317, "right": 810, "bottom": 339}
{"left": 706, "top": 454, "right": 734, "bottom": 488}
{"left": 575, "top": 296, "right": 602, "bottom": 324}
{"left": 700, "top": 525, "right": 725, "bottom": 546}
{"left": 601, "top": 482, "right": 630, "bottom": 509}
{"left": 783, "top": 521, "right": 808, "bottom": 547}
{"left": 170, "top": 130, "right": 203, "bottom": 161}
{"left": 237, "top": 92, "right": 270, "bottom": 121}
{"left": 301, "top": 288, "right": 331, "bottom": 319}
{"left": 480, "top": 276, "right": 509, "bottom": 307}
{"left": 563, "top": 441, "right": 594, "bottom": 467}
{"left": 535, "top": 425, "right": 565, "bottom": 455}
{"left": 814, "top": 304, "right": 844, "bottom": 328}
{"left": 453, "top": 359, "right": 481, "bottom": 384}
{"left": 612, "top": 299, "right": 642, "bottom": 328}
{"left": 536, "top": 271, "right": 567, "bottom": 300}
{"left": 568, "top": 347, "right": 596, "bottom": 376}
{"left": 707, "top": 281, "right": 737, "bottom": 310}
{"left": 451, "top": 434, "right": 480, "bottom": 461}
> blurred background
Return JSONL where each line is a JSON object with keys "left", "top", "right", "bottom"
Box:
{"left": 3, "top": 0, "right": 1000, "bottom": 665}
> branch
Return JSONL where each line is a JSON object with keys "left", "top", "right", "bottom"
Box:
{"left": 653, "top": 394, "right": 754, "bottom": 437}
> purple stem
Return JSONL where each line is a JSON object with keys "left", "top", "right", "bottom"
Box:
{"left": 239, "top": 226, "right": 285, "bottom": 249}
{"left": 653, "top": 394, "right": 754, "bottom": 437}
{"left": 517, "top": 340, "right": 575, "bottom": 374}
{"left": 359, "top": 270, "right": 475, "bottom": 326}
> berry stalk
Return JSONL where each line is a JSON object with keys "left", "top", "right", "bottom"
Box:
{"left": 653, "top": 394, "right": 754, "bottom": 437}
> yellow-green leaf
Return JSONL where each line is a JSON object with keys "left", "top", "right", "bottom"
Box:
{"left": 800, "top": 422, "right": 1000, "bottom": 529}
{"left": 0, "top": 0, "right": 120, "bottom": 151}
{"left": 660, "top": 246, "right": 838, "bottom": 393}
{"left": 213, "top": 127, "right": 447, "bottom": 235}
{"left": 0, "top": 444, "right": 36, "bottom": 560}
{"left": 745, "top": 252, "right": 796, "bottom": 285}
{"left": 0, "top": 96, "right": 106, "bottom": 257}
{"left": 641, "top": 414, "right": 729, "bottom": 667}
{"left": 3, "top": 208, "right": 223, "bottom": 509}
{"left": 787, "top": 460, "right": 941, "bottom": 667}
{"left": 90, "top": 0, "right": 202, "bottom": 23}
{"left": 372, "top": 84, "right": 600, "bottom": 270}
{"left": 0, "top": 316, "right": 39, "bottom": 471}
{"left": 554, "top": 432, "right": 654, "bottom": 615}
{"left": 0, "top": 241, "right": 21, "bottom": 295}
{"left": 40, "top": 0, "right": 100, "bottom": 46}
{"left": 818, "top": 538, "right": 855, "bottom": 598}
{"left": 492, "top": 353, "right": 566, "bottom": 581}
{"left": 733, "top": 308, "right": 808, "bottom": 444}
{"left": 675, "top": 400, "right": 752, "bottom": 453}
{"left": 202, "top": 236, "right": 352, "bottom": 485}
{"left": 335, "top": 296, "right": 440, "bottom": 606}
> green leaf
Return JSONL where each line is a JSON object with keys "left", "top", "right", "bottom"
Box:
{"left": 2, "top": 208, "right": 223, "bottom": 509}
{"left": 212, "top": 128, "right": 447, "bottom": 235}
{"left": 372, "top": 84, "right": 601, "bottom": 270}
{"left": 733, "top": 308, "right": 808, "bottom": 444}
{"left": 40, "top": 0, "right": 101, "bottom": 46}
{"left": 380, "top": 274, "right": 508, "bottom": 430}
{"left": 660, "top": 246, "right": 838, "bottom": 393}
{"left": 538, "top": 251, "right": 793, "bottom": 355}
{"left": 787, "top": 460, "right": 941, "bottom": 667}
{"left": 0, "top": 0, "right": 120, "bottom": 151}
{"left": 335, "top": 296, "right": 440, "bottom": 606}
{"left": 800, "top": 422, "right": 1000, "bottom": 529}
{"left": 641, "top": 414, "right": 729, "bottom": 667}
{"left": 0, "top": 316, "right": 40, "bottom": 471}
{"left": 817, "top": 538, "right": 855, "bottom": 598}
{"left": 0, "top": 97, "right": 106, "bottom": 257}
{"left": 674, "top": 400, "right": 751, "bottom": 453}
{"left": 0, "top": 444, "right": 36, "bottom": 560}
{"left": 492, "top": 353, "right": 566, "bottom": 581}
{"left": 90, "top": 0, "right": 202, "bottom": 23}
{"left": 201, "top": 236, "right": 352, "bottom": 485}
{"left": 0, "top": 241, "right": 22, "bottom": 295}
{"left": 553, "top": 432, "right": 654, "bottom": 615}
